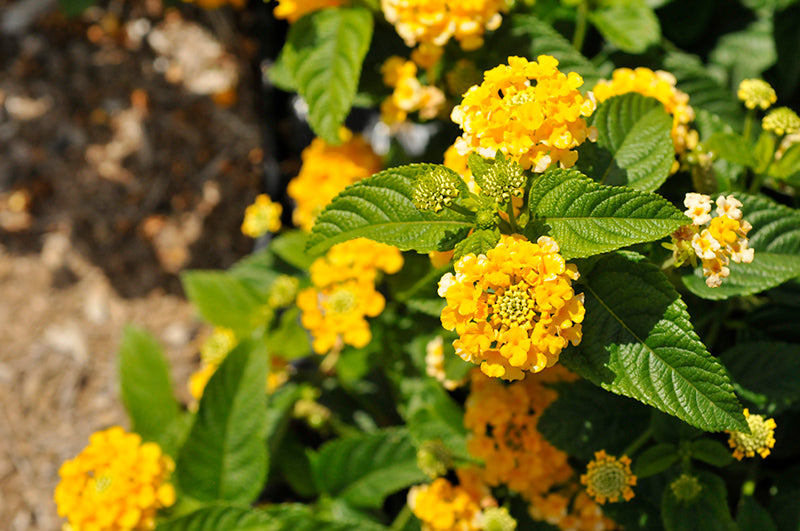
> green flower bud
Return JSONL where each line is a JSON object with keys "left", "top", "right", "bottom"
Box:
{"left": 416, "top": 440, "right": 453, "bottom": 478}
{"left": 669, "top": 474, "right": 702, "bottom": 503}
{"left": 268, "top": 275, "right": 300, "bottom": 308}
{"left": 482, "top": 507, "right": 517, "bottom": 531}
{"left": 413, "top": 167, "right": 462, "bottom": 212}
{"left": 763, "top": 107, "right": 800, "bottom": 136}
{"left": 476, "top": 152, "right": 526, "bottom": 203}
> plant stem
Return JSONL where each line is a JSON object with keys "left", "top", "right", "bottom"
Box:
{"left": 506, "top": 199, "right": 520, "bottom": 233}
{"left": 623, "top": 428, "right": 653, "bottom": 457}
{"left": 446, "top": 202, "right": 476, "bottom": 217}
{"left": 743, "top": 108, "right": 755, "bottom": 144}
{"left": 573, "top": 0, "right": 589, "bottom": 52}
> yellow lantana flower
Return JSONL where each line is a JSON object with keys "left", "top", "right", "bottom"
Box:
{"left": 737, "top": 79, "right": 777, "bottom": 110}
{"left": 451, "top": 55, "right": 597, "bottom": 172}
{"left": 529, "top": 491, "right": 617, "bottom": 531}
{"left": 54, "top": 427, "right": 176, "bottom": 531}
{"left": 241, "top": 194, "right": 282, "bottom": 238}
{"left": 287, "top": 130, "right": 381, "bottom": 231}
{"left": 580, "top": 450, "right": 637, "bottom": 504}
{"left": 763, "top": 107, "right": 800, "bottom": 136}
{"left": 439, "top": 235, "right": 585, "bottom": 380}
{"left": 593, "top": 67, "right": 697, "bottom": 161}
{"left": 727, "top": 408, "right": 777, "bottom": 460}
{"left": 408, "top": 477, "right": 486, "bottom": 531}
{"left": 272, "top": 0, "right": 344, "bottom": 22}
{"left": 309, "top": 238, "right": 404, "bottom": 287}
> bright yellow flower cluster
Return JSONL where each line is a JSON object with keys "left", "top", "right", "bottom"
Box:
{"left": 737, "top": 79, "right": 777, "bottom": 110}
{"left": 54, "top": 427, "right": 176, "bottom": 531}
{"left": 183, "top": 0, "right": 245, "bottom": 10}
{"left": 408, "top": 477, "right": 485, "bottom": 531}
{"left": 529, "top": 491, "right": 617, "bottom": 531}
{"left": 380, "top": 56, "right": 445, "bottom": 125}
{"left": 580, "top": 450, "right": 637, "bottom": 504}
{"left": 381, "top": 0, "right": 506, "bottom": 52}
{"left": 727, "top": 409, "right": 777, "bottom": 460}
{"left": 287, "top": 130, "right": 381, "bottom": 231}
{"left": 241, "top": 194, "right": 282, "bottom": 238}
{"left": 272, "top": 0, "right": 344, "bottom": 22}
{"left": 439, "top": 235, "right": 585, "bottom": 380}
{"left": 676, "top": 193, "right": 754, "bottom": 288}
{"left": 593, "top": 67, "right": 697, "bottom": 162}
{"left": 451, "top": 56, "right": 597, "bottom": 172}
{"left": 298, "top": 238, "right": 403, "bottom": 354}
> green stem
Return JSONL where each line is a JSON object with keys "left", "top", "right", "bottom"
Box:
{"left": 623, "top": 428, "right": 653, "bottom": 457}
{"left": 573, "top": 0, "right": 589, "bottom": 52}
{"left": 446, "top": 201, "right": 476, "bottom": 217}
{"left": 506, "top": 199, "right": 520, "bottom": 233}
{"left": 743, "top": 108, "right": 755, "bottom": 144}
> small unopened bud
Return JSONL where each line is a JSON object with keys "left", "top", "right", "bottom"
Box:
{"left": 472, "top": 152, "right": 526, "bottom": 202}
{"left": 669, "top": 474, "right": 702, "bottom": 503}
{"left": 737, "top": 79, "right": 776, "bottom": 110}
{"left": 416, "top": 440, "right": 453, "bottom": 478}
{"left": 763, "top": 107, "right": 800, "bottom": 136}
{"left": 475, "top": 208, "right": 498, "bottom": 229}
{"left": 413, "top": 167, "right": 462, "bottom": 212}
{"left": 482, "top": 507, "right": 517, "bottom": 531}
{"left": 268, "top": 275, "right": 299, "bottom": 308}
{"left": 293, "top": 399, "right": 331, "bottom": 429}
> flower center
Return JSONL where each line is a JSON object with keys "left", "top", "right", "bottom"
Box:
{"left": 327, "top": 288, "right": 357, "bottom": 314}
{"left": 494, "top": 284, "right": 535, "bottom": 327}
{"left": 93, "top": 471, "right": 114, "bottom": 494}
{"left": 585, "top": 464, "right": 628, "bottom": 499}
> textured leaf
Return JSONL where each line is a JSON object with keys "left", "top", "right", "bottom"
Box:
{"left": 176, "top": 340, "right": 268, "bottom": 504}
{"left": 538, "top": 380, "right": 651, "bottom": 461}
{"left": 662, "top": 471, "right": 737, "bottom": 531}
{"left": 561, "top": 252, "right": 747, "bottom": 432}
{"left": 580, "top": 93, "right": 675, "bottom": 190}
{"left": 527, "top": 168, "right": 687, "bottom": 259}
{"left": 665, "top": 52, "right": 743, "bottom": 127}
{"left": 721, "top": 341, "right": 800, "bottom": 412}
{"left": 509, "top": 14, "right": 605, "bottom": 89}
{"left": 307, "top": 165, "right": 473, "bottom": 255}
{"left": 181, "top": 271, "right": 269, "bottom": 335}
{"left": 704, "top": 133, "right": 756, "bottom": 167}
{"left": 589, "top": 1, "right": 661, "bottom": 53}
{"left": 118, "top": 326, "right": 179, "bottom": 447}
{"left": 310, "top": 428, "right": 427, "bottom": 508}
{"left": 453, "top": 228, "right": 500, "bottom": 260}
{"left": 634, "top": 443, "right": 680, "bottom": 478}
{"left": 157, "top": 505, "right": 272, "bottom": 531}
{"left": 682, "top": 194, "right": 800, "bottom": 299}
{"left": 282, "top": 8, "right": 373, "bottom": 143}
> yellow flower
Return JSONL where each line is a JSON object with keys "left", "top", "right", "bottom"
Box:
{"left": 381, "top": 0, "right": 506, "bottom": 51}
{"left": 439, "top": 235, "right": 585, "bottom": 380}
{"left": 189, "top": 362, "right": 218, "bottom": 401}
{"left": 451, "top": 55, "right": 596, "bottom": 172}
{"left": 763, "top": 107, "right": 800, "bottom": 136}
{"left": 593, "top": 67, "right": 697, "bottom": 159}
{"left": 183, "top": 0, "right": 246, "bottom": 9}
{"left": 408, "top": 477, "right": 485, "bottom": 531}
{"left": 309, "top": 238, "right": 404, "bottom": 287}
{"left": 411, "top": 43, "right": 444, "bottom": 70}
{"left": 287, "top": 130, "right": 381, "bottom": 231}
{"left": 580, "top": 450, "right": 637, "bottom": 504}
{"left": 529, "top": 491, "right": 616, "bottom": 531}
{"left": 380, "top": 56, "right": 445, "bottom": 125}
{"left": 241, "top": 194, "right": 282, "bottom": 238}
{"left": 273, "top": 0, "right": 344, "bottom": 22}
{"left": 200, "top": 327, "right": 237, "bottom": 365}
{"left": 727, "top": 408, "right": 777, "bottom": 460}
{"left": 54, "top": 427, "right": 176, "bottom": 531}
{"left": 738, "top": 79, "right": 777, "bottom": 110}
{"left": 464, "top": 369, "right": 577, "bottom": 500}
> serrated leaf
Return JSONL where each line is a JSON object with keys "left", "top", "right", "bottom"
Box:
{"left": 662, "top": 471, "right": 737, "bottom": 531}
{"left": 634, "top": 443, "right": 680, "bottom": 478}
{"left": 453, "top": 228, "right": 500, "bottom": 259}
{"left": 682, "top": 194, "right": 800, "bottom": 299}
{"left": 282, "top": 8, "right": 373, "bottom": 143}
{"left": 704, "top": 133, "right": 756, "bottom": 168}
{"left": 738, "top": 496, "right": 778, "bottom": 531}
{"left": 538, "top": 380, "right": 651, "bottom": 461}
{"left": 307, "top": 165, "right": 473, "bottom": 255}
{"left": 118, "top": 326, "right": 179, "bottom": 447}
{"left": 181, "top": 271, "right": 269, "bottom": 335}
{"left": 589, "top": 1, "right": 661, "bottom": 53}
{"left": 579, "top": 93, "right": 675, "bottom": 191}
{"left": 561, "top": 252, "right": 747, "bottom": 432}
{"left": 509, "top": 15, "right": 605, "bottom": 89}
{"left": 156, "top": 505, "right": 272, "bottom": 531}
{"left": 527, "top": 168, "right": 687, "bottom": 259}
{"left": 690, "top": 438, "right": 734, "bottom": 467}
{"left": 310, "top": 428, "right": 427, "bottom": 508}
{"left": 721, "top": 341, "right": 800, "bottom": 412}
{"left": 176, "top": 340, "right": 268, "bottom": 504}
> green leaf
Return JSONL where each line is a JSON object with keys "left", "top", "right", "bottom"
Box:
{"left": 662, "top": 471, "right": 737, "bottom": 531}
{"left": 58, "top": 0, "right": 95, "bottom": 17}
{"left": 538, "top": 380, "right": 651, "bottom": 461}
{"left": 310, "top": 428, "right": 428, "bottom": 508}
{"left": 282, "top": 8, "right": 373, "bottom": 143}
{"left": 229, "top": 249, "right": 280, "bottom": 300}
{"left": 738, "top": 496, "right": 778, "bottom": 531}
{"left": 453, "top": 228, "right": 500, "bottom": 260}
{"left": 770, "top": 143, "right": 800, "bottom": 180}
{"left": 508, "top": 14, "right": 605, "bottom": 89}
{"left": 307, "top": 165, "right": 473, "bottom": 255}
{"left": 157, "top": 505, "right": 272, "bottom": 531}
{"left": 527, "top": 168, "right": 687, "bottom": 259}
{"left": 270, "top": 231, "right": 315, "bottom": 270}
{"left": 268, "top": 307, "right": 312, "bottom": 361}
{"left": 709, "top": 18, "right": 776, "bottom": 88}
{"left": 182, "top": 271, "right": 269, "bottom": 335}
{"left": 721, "top": 341, "right": 800, "bottom": 412}
{"left": 682, "top": 194, "right": 800, "bottom": 299}
{"left": 754, "top": 131, "right": 777, "bottom": 173}
{"left": 634, "top": 444, "right": 680, "bottom": 478}
{"left": 589, "top": 1, "right": 661, "bottom": 53}
{"left": 561, "top": 252, "right": 747, "bottom": 432}
{"left": 403, "top": 379, "right": 470, "bottom": 460}
{"left": 118, "top": 326, "right": 179, "bottom": 447}
{"left": 176, "top": 340, "right": 269, "bottom": 504}
{"left": 579, "top": 93, "right": 675, "bottom": 191}
{"left": 690, "top": 438, "right": 734, "bottom": 467}
{"left": 704, "top": 133, "right": 756, "bottom": 167}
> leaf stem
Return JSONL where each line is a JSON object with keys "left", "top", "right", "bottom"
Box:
{"left": 573, "top": 0, "right": 589, "bottom": 52}
{"left": 505, "top": 199, "right": 521, "bottom": 233}
{"left": 623, "top": 428, "right": 653, "bottom": 457}
{"left": 446, "top": 202, "right": 476, "bottom": 218}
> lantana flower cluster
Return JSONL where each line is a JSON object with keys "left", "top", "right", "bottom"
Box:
{"left": 580, "top": 450, "right": 637, "bottom": 504}
{"left": 272, "top": 0, "right": 344, "bottom": 22}
{"left": 381, "top": 0, "right": 506, "bottom": 53}
{"left": 592, "top": 67, "right": 697, "bottom": 166}
{"left": 408, "top": 476, "right": 487, "bottom": 531}
{"left": 674, "top": 193, "right": 754, "bottom": 288}
{"left": 298, "top": 238, "right": 403, "bottom": 354}
{"left": 727, "top": 409, "right": 777, "bottom": 460}
{"left": 438, "top": 234, "right": 585, "bottom": 381}
{"left": 287, "top": 129, "right": 381, "bottom": 231}
{"left": 380, "top": 56, "right": 445, "bottom": 125}
{"left": 54, "top": 427, "right": 176, "bottom": 531}
{"left": 241, "top": 194, "right": 282, "bottom": 238}
{"left": 451, "top": 55, "right": 597, "bottom": 172}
